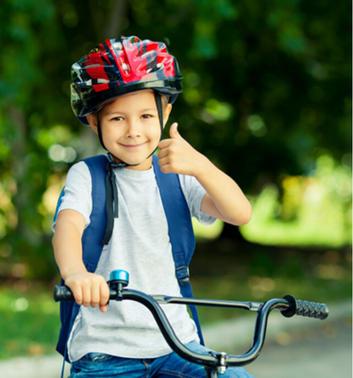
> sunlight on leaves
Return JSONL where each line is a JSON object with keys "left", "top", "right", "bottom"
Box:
{"left": 192, "top": 218, "right": 224, "bottom": 242}
{"left": 240, "top": 155, "right": 352, "bottom": 247}
{"left": 204, "top": 99, "right": 233, "bottom": 121}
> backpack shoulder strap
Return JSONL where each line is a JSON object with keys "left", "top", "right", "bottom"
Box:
{"left": 80, "top": 155, "right": 108, "bottom": 271}
{"left": 152, "top": 155, "right": 204, "bottom": 345}
{"left": 54, "top": 155, "right": 108, "bottom": 361}
{"left": 152, "top": 155, "right": 195, "bottom": 281}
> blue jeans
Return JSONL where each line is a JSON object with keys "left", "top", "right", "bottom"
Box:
{"left": 70, "top": 341, "right": 254, "bottom": 377}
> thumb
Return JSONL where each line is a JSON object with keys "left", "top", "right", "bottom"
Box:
{"left": 169, "top": 122, "right": 181, "bottom": 139}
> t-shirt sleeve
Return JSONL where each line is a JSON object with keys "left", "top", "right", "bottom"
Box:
{"left": 178, "top": 174, "right": 216, "bottom": 225}
{"left": 52, "top": 161, "right": 92, "bottom": 232}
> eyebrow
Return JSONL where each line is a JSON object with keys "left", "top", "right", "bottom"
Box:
{"left": 104, "top": 108, "right": 157, "bottom": 116}
{"left": 140, "top": 108, "right": 157, "bottom": 113}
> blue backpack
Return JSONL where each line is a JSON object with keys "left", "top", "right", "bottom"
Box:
{"left": 54, "top": 154, "right": 204, "bottom": 361}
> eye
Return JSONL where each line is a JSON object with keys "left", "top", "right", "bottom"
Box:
{"left": 141, "top": 114, "right": 153, "bottom": 119}
{"left": 111, "top": 116, "right": 124, "bottom": 122}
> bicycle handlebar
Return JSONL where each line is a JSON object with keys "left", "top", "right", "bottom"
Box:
{"left": 53, "top": 270, "right": 329, "bottom": 370}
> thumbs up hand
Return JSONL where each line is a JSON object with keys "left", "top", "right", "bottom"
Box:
{"left": 157, "top": 122, "right": 209, "bottom": 176}
{"left": 168, "top": 122, "right": 181, "bottom": 140}
{"left": 158, "top": 124, "right": 252, "bottom": 227}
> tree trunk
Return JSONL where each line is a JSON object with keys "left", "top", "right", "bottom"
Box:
{"left": 8, "top": 105, "right": 38, "bottom": 246}
{"left": 89, "top": 0, "right": 128, "bottom": 40}
{"left": 104, "top": 0, "right": 128, "bottom": 38}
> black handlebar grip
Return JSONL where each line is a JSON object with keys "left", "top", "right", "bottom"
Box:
{"left": 282, "top": 295, "right": 329, "bottom": 320}
{"left": 295, "top": 299, "right": 329, "bottom": 320}
{"left": 54, "top": 285, "right": 74, "bottom": 302}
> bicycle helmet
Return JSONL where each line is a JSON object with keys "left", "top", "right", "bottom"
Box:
{"left": 70, "top": 35, "right": 183, "bottom": 126}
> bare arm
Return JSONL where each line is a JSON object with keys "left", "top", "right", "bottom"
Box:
{"left": 158, "top": 123, "right": 252, "bottom": 226}
{"left": 53, "top": 209, "right": 109, "bottom": 312}
{"left": 197, "top": 163, "right": 251, "bottom": 225}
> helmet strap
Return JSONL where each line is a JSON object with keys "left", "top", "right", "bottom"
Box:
{"left": 154, "top": 92, "right": 164, "bottom": 136}
{"left": 96, "top": 112, "right": 108, "bottom": 151}
{"left": 145, "top": 92, "right": 164, "bottom": 158}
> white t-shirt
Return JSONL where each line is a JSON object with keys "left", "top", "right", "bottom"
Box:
{"left": 53, "top": 156, "right": 215, "bottom": 362}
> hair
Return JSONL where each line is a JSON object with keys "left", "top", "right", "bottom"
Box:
{"left": 161, "top": 94, "right": 169, "bottom": 108}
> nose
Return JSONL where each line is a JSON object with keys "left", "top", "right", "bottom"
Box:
{"left": 125, "top": 120, "right": 141, "bottom": 138}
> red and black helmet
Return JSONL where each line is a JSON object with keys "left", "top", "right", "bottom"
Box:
{"left": 70, "top": 35, "right": 183, "bottom": 125}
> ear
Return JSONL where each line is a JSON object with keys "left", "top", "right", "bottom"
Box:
{"left": 163, "top": 104, "right": 172, "bottom": 128}
{"left": 86, "top": 113, "right": 98, "bottom": 134}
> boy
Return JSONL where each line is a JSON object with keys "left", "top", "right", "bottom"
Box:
{"left": 53, "top": 35, "right": 253, "bottom": 378}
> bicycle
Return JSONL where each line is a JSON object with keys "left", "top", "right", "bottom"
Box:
{"left": 54, "top": 270, "right": 329, "bottom": 378}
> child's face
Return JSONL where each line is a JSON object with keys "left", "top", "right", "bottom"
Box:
{"left": 88, "top": 90, "right": 172, "bottom": 170}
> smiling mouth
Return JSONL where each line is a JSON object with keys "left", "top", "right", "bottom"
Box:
{"left": 120, "top": 142, "right": 147, "bottom": 148}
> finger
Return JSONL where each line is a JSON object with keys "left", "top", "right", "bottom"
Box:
{"left": 90, "top": 282, "right": 100, "bottom": 308}
{"left": 158, "top": 139, "right": 171, "bottom": 150}
{"left": 68, "top": 282, "right": 83, "bottom": 305}
{"left": 81, "top": 284, "right": 92, "bottom": 307}
{"left": 99, "top": 304, "right": 108, "bottom": 313}
{"left": 169, "top": 123, "right": 180, "bottom": 139}
{"left": 160, "top": 163, "right": 172, "bottom": 174}
{"left": 100, "top": 282, "right": 110, "bottom": 308}
{"left": 158, "top": 156, "right": 170, "bottom": 168}
{"left": 157, "top": 147, "right": 169, "bottom": 160}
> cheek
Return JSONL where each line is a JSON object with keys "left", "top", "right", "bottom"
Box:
{"left": 100, "top": 126, "right": 112, "bottom": 142}
{"left": 101, "top": 122, "right": 122, "bottom": 138}
{"left": 151, "top": 127, "right": 162, "bottom": 141}
{"left": 146, "top": 122, "right": 162, "bottom": 140}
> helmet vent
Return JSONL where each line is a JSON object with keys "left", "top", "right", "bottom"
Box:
{"left": 97, "top": 79, "right": 110, "bottom": 84}
{"left": 106, "top": 73, "right": 118, "bottom": 81}
{"left": 113, "top": 42, "right": 123, "bottom": 50}
{"left": 85, "top": 64, "right": 102, "bottom": 69}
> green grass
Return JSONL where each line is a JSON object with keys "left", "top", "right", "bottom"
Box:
{"left": 0, "top": 285, "right": 60, "bottom": 359}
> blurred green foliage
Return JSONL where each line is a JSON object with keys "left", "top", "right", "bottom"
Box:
{"left": 0, "top": 285, "right": 58, "bottom": 359}
{"left": 0, "top": 1, "right": 351, "bottom": 283}
{"left": 241, "top": 155, "right": 352, "bottom": 247}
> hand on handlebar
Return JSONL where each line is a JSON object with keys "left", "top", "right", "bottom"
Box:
{"left": 64, "top": 271, "right": 110, "bottom": 313}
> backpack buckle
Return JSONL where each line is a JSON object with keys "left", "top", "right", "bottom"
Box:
{"left": 176, "top": 266, "right": 190, "bottom": 285}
